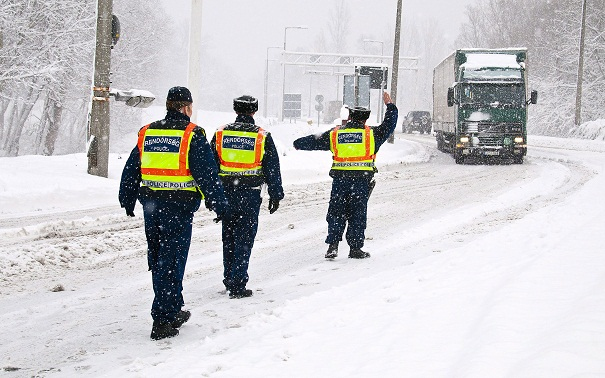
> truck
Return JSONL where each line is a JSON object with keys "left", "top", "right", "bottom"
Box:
{"left": 432, "top": 48, "right": 538, "bottom": 164}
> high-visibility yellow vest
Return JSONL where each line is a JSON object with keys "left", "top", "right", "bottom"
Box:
{"left": 329, "top": 126, "right": 376, "bottom": 171}
{"left": 215, "top": 126, "right": 267, "bottom": 176}
{"left": 137, "top": 122, "right": 198, "bottom": 191}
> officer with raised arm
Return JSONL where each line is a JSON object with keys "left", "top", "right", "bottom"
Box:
{"left": 293, "top": 92, "right": 397, "bottom": 259}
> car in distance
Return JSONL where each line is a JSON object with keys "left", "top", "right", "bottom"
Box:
{"left": 402, "top": 111, "right": 432, "bottom": 134}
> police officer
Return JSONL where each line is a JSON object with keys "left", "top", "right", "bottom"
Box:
{"left": 210, "top": 95, "right": 284, "bottom": 298}
{"left": 293, "top": 91, "right": 398, "bottom": 259}
{"left": 119, "top": 86, "right": 228, "bottom": 340}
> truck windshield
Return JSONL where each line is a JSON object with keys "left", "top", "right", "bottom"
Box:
{"left": 460, "top": 83, "right": 525, "bottom": 108}
{"left": 461, "top": 67, "right": 522, "bottom": 81}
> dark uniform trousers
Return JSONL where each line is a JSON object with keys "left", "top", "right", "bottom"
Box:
{"left": 325, "top": 176, "right": 372, "bottom": 249}
{"left": 221, "top": 187, "right": 262, "bottom": 293}
{"left": 141, "top": 196, "right": 200, "bottom": 323}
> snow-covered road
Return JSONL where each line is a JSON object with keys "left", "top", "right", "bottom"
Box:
{"left": 1, "top": 128, "right": 603, "bottom": 377}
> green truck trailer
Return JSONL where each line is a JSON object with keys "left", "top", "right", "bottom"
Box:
{"left": 432, "top": 48, "right": 538, "bottom": 164}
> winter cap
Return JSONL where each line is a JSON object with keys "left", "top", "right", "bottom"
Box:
{"left": 167, "top": 86, "right": 193, "bottom": 103}
{"left": 233, "top": 95, "right": 258, "bottom": 114}
{"left": 349, "top": 106, "right": 371, "bottom": 121}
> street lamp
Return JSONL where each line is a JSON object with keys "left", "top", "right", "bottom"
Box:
{"left": 110, "top": 88, "right": 156, "bottom": 108}
{"left": 264, "top": 46, "right": 280, "bottom": 118}
{"left": 281, "top": 26, "right": 308, "bottom": 121}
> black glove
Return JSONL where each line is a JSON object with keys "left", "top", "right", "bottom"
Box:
{"left": 126, "top": 209, "right": 135, "bottom": 217}
{"left": 213, "top": 208, "right": 231, "bottom": 223}
{"left": 368, "top": 179, "right": 376, "bottom": 198}
{"left": 268, "top": 198, "right": 280, "bottom": 214}
{"left": 205, "top": 198, "right": 213, "bottom": 211}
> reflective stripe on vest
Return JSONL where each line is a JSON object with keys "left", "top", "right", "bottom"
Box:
{"left": 137, "top": 122, "right": 198, "bottom": 191}
{"left": 330, "top": 126, "right": 376, "bottom": 171}
{"left": 215, "top": 126, "right": 266, "bottom": 176}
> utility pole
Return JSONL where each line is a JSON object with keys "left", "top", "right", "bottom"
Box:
{"left": 388, "top": 0, "right": 403, "bottom": 144}
{"left": 574, "top": 0, "right": 587, "bottom": 127}
{"left": 88, "top": 0, "right": 113, "bottom": 177}
{"left": 188, "top": 0, "right": 203, "bottom": 122}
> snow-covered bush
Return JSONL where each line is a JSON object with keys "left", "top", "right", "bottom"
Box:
{"left": 569, "top": 119, "right": 605, "bottom": 141}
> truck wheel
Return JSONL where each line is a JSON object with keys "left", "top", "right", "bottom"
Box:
{"left": 454, "top": 152, "right": 464, "bottom": 164}
{"left": 436, "top": 133, "right": 446, "bottom": 152}
{"left": 513, "top": 156, "right": 524, "bottom": 164}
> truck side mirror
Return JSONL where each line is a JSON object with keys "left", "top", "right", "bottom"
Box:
{"left": 530, "top": 90, "right": 538, "bottom": 105}
{"left": 447, "top": 87, "right": 455, "bottom": 107}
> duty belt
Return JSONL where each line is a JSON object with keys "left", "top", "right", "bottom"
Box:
{"left": 220, "top": 169, "right": 262, "bottom": 176}
{"left": 142, "top": 180, "right": 198, "bottom": 189}
{"left": 332, "top": 162, "right": 375, "bottom": 168}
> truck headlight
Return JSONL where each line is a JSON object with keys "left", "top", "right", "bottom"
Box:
{"left": 460, "top": 136, "right": 469, "bottom": 143}
{"left": 514, "top": 136, "right": 524, "bottom": 144}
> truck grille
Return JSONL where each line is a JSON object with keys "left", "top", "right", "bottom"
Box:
{"left": 462, "top": 122, "right": 522, "bottom": 134}
{"left": 478, "top": 135, "right": 504, "bottom": 146}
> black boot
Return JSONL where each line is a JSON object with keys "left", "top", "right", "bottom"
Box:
{"left": 171, "top": 310, "right": 191, "bottom": 329}
{"left": 325, "top": 242, "right": 339, "bottom": 259}
{"left": 229, "top": 289, "right": 253, "bottom": 299}
{"left": 150, "top": 320, "right": 179, "bottom": 340}
{"left": 348, "top": 248, "right": 371, "bottom": 259}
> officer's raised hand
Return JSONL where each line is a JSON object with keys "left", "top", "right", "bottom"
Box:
{"left": 383, "top": 91, "right": 393, "bottom": 105}
{"left": 268, "top": 198, "right": 280, "bottom": 214}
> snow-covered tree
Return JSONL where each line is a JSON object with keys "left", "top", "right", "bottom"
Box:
{"left": 0, "top": 0, "right": 90, "bottom": 156}
{"left": 0, "top": 0, "right": 181, "bottom": 156}
{"left": 327, "top": 0, "right": 351, "bottom": 54}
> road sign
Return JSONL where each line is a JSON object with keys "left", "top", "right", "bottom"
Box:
{"left": 343, "top": 75, "right": 370, "bottom": 108}
{"left": 283, "top": 93, "right": 302, "bottom": 119}
{"left": 359, "top": 66, "right": 388, "bottom": 89}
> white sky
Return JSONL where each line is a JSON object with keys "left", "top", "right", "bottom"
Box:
{"left": 159, "top": 0, "right": 476, "bottom": 97}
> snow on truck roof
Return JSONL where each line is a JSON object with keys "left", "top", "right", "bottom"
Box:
{"left": 461, "top": 53, "right": 521, "bottom": 69}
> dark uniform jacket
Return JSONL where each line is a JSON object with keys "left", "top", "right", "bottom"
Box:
{"left": 293, "top": 103, "right": 398, "bottom": 178}
{"left": 210, "top": 114, "right": 284, "bottom": 201}
{"left": 119, "top": 110, "right": 228, "bottom": 215}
